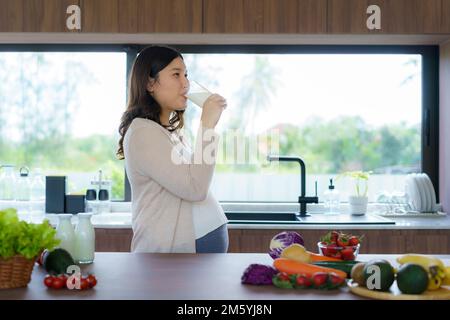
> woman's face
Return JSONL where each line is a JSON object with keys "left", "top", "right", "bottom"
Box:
{"left": 147, "top": 57, "right": 189, "bottom": 111}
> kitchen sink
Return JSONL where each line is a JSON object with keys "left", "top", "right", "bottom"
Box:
{"left": 225, "top": 211, "right": 300, "bottom": 224}
{"left": 224, "top": 211, "right": 395, "bottom": 225}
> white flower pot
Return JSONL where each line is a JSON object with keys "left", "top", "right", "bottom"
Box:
{"left": 348, "top": 195, "right": 368, "bottom": 215}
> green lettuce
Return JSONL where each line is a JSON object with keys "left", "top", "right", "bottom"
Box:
{"left": 0, "top": 208, "right": 60, "bottom": 260}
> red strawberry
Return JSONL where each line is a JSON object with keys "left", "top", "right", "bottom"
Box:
{"left": 348, "top": 236, "right": 359, "bottom": 246}
{"left": 340, "top": 247, "right": 355, "bottom": 260}
{"left": 326, "top": 244, "right": 339, "bottom": 255}
{"left": 312, "top": 272, "right": 329, "bottom": 289}
{"left": 337, "top": 235, "right": 350, "bottom": 247}
{"left": 330, "top": 231, "right": 339, "bottom": 243}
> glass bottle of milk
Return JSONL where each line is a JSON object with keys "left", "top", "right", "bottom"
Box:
{"left": 56, "top": 214, "right": 76, "bottom": 258}
{"left": 74, "top": 213, "right": 95, "bottom": 264}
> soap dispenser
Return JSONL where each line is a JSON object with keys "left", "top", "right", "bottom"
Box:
{"left": 324, "top": 178, "right": 340, "bottom": 215}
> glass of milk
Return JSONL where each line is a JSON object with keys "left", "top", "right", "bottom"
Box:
{"left": 187, "top": 80, "right": 212, "bottom": 108}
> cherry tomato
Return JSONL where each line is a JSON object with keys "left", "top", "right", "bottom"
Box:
{"left": 278, "top": 272, "right": 290, "bottom": 282}
{"left": 295, "top": 275, "right": 312, "bottom": 288}
{"left": 57, "top": 274, "right": 68, "bottom": 288}
{"left": 86, "top": 274, "right": 97, "bottom": 288}
{"left": 80, "top": 278, "right": 89, "bottom": 290}
{"left": 312, "top": 272, "right": 329, "bottom": 289}
{"left": 51, "top": 277, "right": 65, "bottom": 290}
{"left": 328, "top": 273, "right": 345, "bottom": 288}
{"left": 43, "top": 275, "right": 54, "bottom": 288}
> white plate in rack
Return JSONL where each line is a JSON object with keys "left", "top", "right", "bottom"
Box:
{"left": 414, "top": 174, "right": 426, "bottom": 212}
{"left": 406, "top": 174, "right": 422, "bottom": 212}
{"left": 422, "top": 173, "right": 437, "bottom": 212}
{"left": 418, "top": 174, "right": 430, "bottom": 212}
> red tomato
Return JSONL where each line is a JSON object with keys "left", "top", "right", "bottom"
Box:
{"left": 328, "top": 273, "right": 345, "bottom": 287}
{"left": 312, "top": 272, "right": 329, "bottom": 288}
{"left": 57, "top": 274, "right": 68, "bottom": 288}
{"left": 80, "top": 278, "right": 90, "bottom": 290}
{"left": 43, "top": 275, "right": 54, "bottom": 288}
{"left": 295, "top": 275, "right": 312, "bottom": 288}
{"left": 341, "top": 247, "right": 355, "bottom": 260}
{"left": 87, "top": 274, "right": 97, "bottom": 288}
{"left": 51, "top": 277, "right": 65, "bottom": 290}
{"left": 278, "top": 272, "right": 290, "bottom": 282}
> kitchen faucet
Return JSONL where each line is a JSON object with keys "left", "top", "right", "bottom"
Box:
{"left": 267, "top": 155, "right": 319, "bottom": 217}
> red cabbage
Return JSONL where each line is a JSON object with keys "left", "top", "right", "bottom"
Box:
{"left": 241, "top": 264, "right": 278, "bottom": 285}
{"left": 269, "top": 231, "right": 304, "bottom": 259}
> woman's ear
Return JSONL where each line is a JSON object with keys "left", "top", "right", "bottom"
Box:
{"left": 146, "top": 77, "right": 156, "bottom": 94}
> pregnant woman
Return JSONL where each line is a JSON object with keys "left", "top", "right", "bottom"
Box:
{"left": 117, "top": 45, "right": 229, "bottom": 253}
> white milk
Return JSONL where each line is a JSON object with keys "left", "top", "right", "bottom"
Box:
{"left": 187, "top": 92, "right": 212, "bottom": 108}
{"left": 56, "top": 214, "right": 76, "bottom": 258}
{"left": 74, "top": 213, "right": 95, "bottom": 264}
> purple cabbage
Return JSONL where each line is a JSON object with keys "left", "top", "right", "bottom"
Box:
{"left": 268, "top": 231, "right": 304, "bottom": 259}
{"left": 241, "top": 264, "right": 278, "bottom": 285}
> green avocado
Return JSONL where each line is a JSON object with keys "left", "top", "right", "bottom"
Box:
{"left": 396, "top": 263, "right": 429, "bottom": 295}
{"left": 363, "top": 259, "right": 395, "bottom": 291}
{"left": 43, "top": 248, "right": 76, "bottom": 275}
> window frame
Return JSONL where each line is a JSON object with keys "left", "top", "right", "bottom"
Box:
{"left": 0, "top": 44, "right": 439, "bottom": 203}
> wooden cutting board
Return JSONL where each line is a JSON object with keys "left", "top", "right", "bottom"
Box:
{"left": 348, "top": 280, "right": 450, "bottom": 300}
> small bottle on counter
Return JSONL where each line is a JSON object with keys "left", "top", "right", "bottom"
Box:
{"left": 16, "top": 166, "right": 31, "bottom": 202}
{"left": 74, "top": 213, "right": 95, "bottom": 264}
{"left": 97, "top": 189, "right": 110, "bottom": 214}
{"left": 56, "top": 214, "right": 76, "bottom": 257}
{"left": 324, "top": 178, "right": 340, "bottom": 215}
{"left": 85, "top": 189, "right": 98, "bottom": 214}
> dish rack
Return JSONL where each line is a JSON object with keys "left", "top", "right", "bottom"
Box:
{"left": 377, "top": 211, "right": 447, "bottom": 217}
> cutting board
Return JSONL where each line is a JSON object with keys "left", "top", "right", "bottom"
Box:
{"left": 348, "top": 280, "right": 450, "bottom": 300}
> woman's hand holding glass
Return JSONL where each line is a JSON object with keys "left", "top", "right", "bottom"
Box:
{"left": 200, "top": 94, "right": 227, "bottom": 129}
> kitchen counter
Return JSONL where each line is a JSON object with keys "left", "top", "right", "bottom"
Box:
{"left": 22, "top": 212, "right": 450, "bottom": 230}
{"left": 1, "top": 253, "right": 448, "bottom": 300}
{"left": 5, "top": 199, "right": 448, "bottom": 230}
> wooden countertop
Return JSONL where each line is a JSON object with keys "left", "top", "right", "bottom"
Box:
{"left": 0, "top": 253, "right": 449, "bottom": 300}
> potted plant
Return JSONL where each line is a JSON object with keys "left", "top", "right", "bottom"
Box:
{"left": 338, "top": 171, "right": 372, "bottom": 215}
{"left": 0, "top": 208, "right": 60, "bottom": 289}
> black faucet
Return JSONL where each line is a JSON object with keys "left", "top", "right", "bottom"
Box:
{"left": 267, "top": 155, "right": 319, "bottom": 217}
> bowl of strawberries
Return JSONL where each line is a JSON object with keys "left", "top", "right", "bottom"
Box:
{"left": 317, "top": 231, "right": 363, "bottom": 261}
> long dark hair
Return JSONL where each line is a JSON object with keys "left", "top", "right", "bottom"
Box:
{"left": 117, "top": 45, "right": 185, "bottom": 160}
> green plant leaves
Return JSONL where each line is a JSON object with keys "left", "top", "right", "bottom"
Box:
{"left": 0, "top": 208, "right": 60, "bottom": 259}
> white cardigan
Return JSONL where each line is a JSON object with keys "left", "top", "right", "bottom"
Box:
{"left": 170, "top": 129, "right": 228, "bottom": 239}
{"left": 123, "top": 118, "right": 225, "bottom": 253}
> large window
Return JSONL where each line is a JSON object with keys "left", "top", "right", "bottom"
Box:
{"left": 175, "top": 46, "right": 438, "bottom": 203}
{"left": 0, "top": 49, "right": 127, "bottom": 200}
